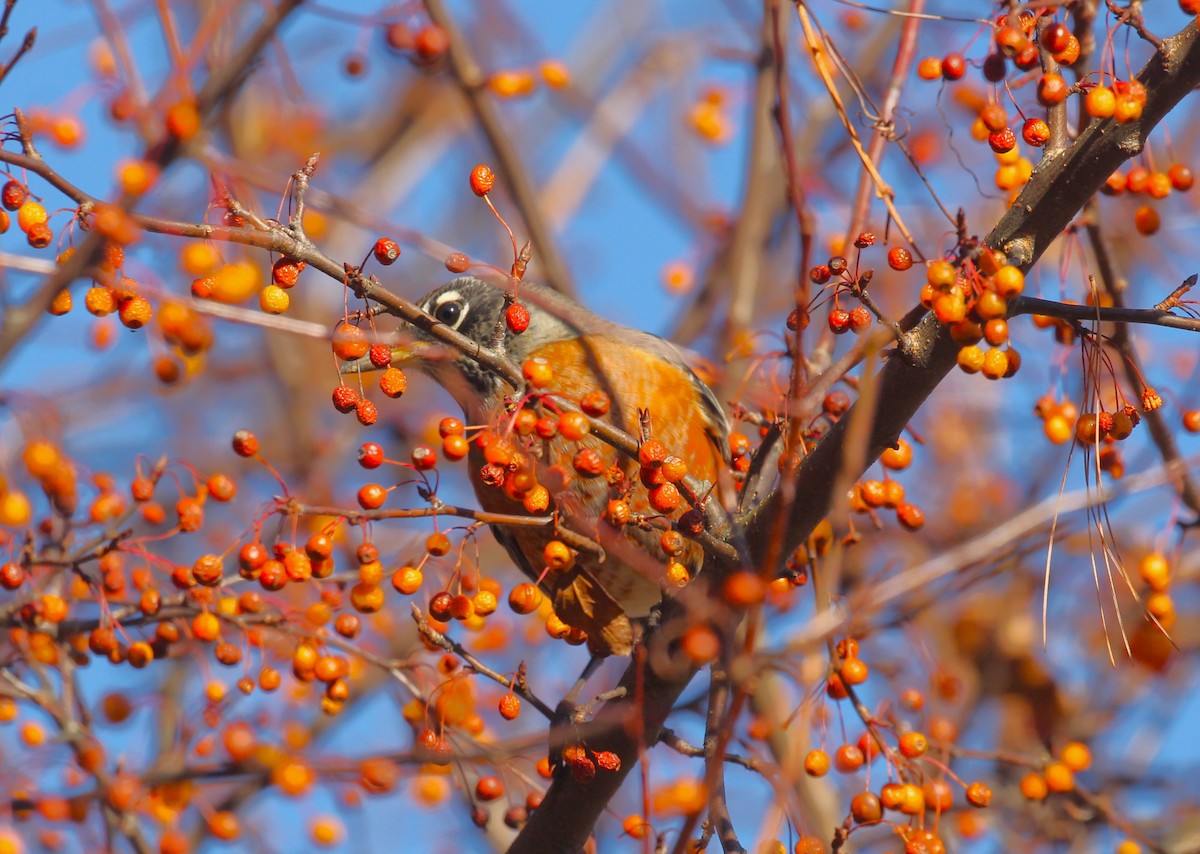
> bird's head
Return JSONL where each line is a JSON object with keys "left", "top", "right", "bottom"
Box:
{"left": 390, "top": 276, "right": 578, "bottom": 419}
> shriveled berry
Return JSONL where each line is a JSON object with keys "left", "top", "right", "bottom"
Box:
{"left": 368, "top": 344, "right": 392, "bottom": 368}
{"left": 506, "top": 302, "right": 530, "bottom": 333}
{"left": 988, "top": 127, "right": 1016, "bottom": 154}
{"left": 579, "top": 390, "right": 610, "bottom": 416}
{"left": 379, "top": 366, "right": 407, "bottom": 398}
{"left": 470, "top": 164, "right": 495, "bottom": 196}
{"left": 887, "top": 247, "right": 913, "bottom": 270}
{"left": 1022, "top": 117, "right": 1050, "bottom": 147}
{"left": 356, "top": 398, "right": 378, "bottom": 425}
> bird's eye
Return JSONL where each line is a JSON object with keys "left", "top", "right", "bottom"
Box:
{"left": 433, "top": 299, "right": 466, "bottom": 328}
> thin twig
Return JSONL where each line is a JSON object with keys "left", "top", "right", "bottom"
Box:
{"left": 422, "top": 0, "right": 576, "bottom": 297}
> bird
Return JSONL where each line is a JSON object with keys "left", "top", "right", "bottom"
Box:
{"left": 391, "top": 276, "right": 730, "bottom": 656}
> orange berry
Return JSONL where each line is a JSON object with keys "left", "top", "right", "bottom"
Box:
{"left": 926, "top": 260, "right": 956, "bottom": 288}
{"left": 1043, "top": 761, "right": 1074, "bottom": 792}
{"left": 850, "top": 791, "right": 882, "bottom": 824}
{"left": 118, "top": 294, "right": 152, "bottom": 329}
{"left": 117, "top": 158, "right": 158, "bottom": 195}
{"left": 840, "top": 656, "right": 869, "bottom": 685}
{"left": 165, "top": 100, "right": 201, "bottom": 139}
{"left": 898, "top": 731, "right": 928, "bottom": 758}
{"left": 803, "top": 749, "right": 830, "bottom": 777}
{"left": 332, "top": 322, "right": 369, "bottom": 361}
{"left": 260, "top": 284, "right": 290, "bottom": 314}
{"left": 558, "top": 410, "right": 590, "bottom": 440}
{"left": 1134, "top": 205, "right": 1160, "bottom": 235}
{"left": 1037, "top": 73, "right": 1068, "bottom": 105}
{"left": 957, "top": 345, "right": 984, "bottom": 374}
{"left": 356, "top": 483, "right": 387, "bottom": 510}
{"left": 543, "top": 540, "right": 574, "bottom": 571}
{"left": 834, "top": 744, "right": 864, "bottom": 773}
{"left": 1060, "top": 741, "right": 1092, "bottom": 772}
{"left": 523, "top": 357, "right": 553, "bottom": 388}
{"left": 681, "top": 625, "right": 720, "bottom": 663}
{"left": 508, "top": 582, "right": 543, "bottom": 614}
{"left": 664, "top": 561, "right": 690, "bottom": 587}
{"left": 426, "top": 532, "right": 451, "bottom": 556}
{"left": 379, "top": 366, "right": 407, "bottom": 398}
{"left": 923, "top": 777, "right": 954, "bottom": 812}
{"left": 1138, "top": 552, "right": 1171, "bottom": 592}
{"left": 17, "top": 201, "right": 48, "bottom": 235}
{"left": 622, "top": 814, "right": 650, "bottom": 840}
{"left": 470, "top": 164, "right": 495, "bottom": 196}
{"left": 721, "top": 571, "right": 766, "bottom": 607}
{"left": 539, "top": 60, "right": 570, "bottom": 88}
{"left": 965, "top": 780, "right": 992, "bottom": 808}
{"left": 391, "top": 566, "right": 423, "bottom": 595}
{"left": 917, "top": 56, "right": 942, "bottom": 80}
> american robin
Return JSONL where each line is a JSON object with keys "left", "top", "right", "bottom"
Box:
{"left": 393, "top": 276, "right": 729, "bottom": 655}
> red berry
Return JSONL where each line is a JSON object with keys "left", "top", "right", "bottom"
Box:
{"left": 272, "top": 257, "right": 304, "bottom": 288}
{"left": 411, "top": 445, "right": 437, "bottom": 470}
{"left": 373, "top": 237, "right": 401, "bottom": 266}
{"left": 580, "top": 390, "right": 610, "bottom": 416}
{"left": 594, "top": 751, "right": 620, "bottom": 772}
{"left": 445, "top": 252, "right": 470, "bottom": 273}
{"left": 896, "top": 502, "right": 925, "bottom": 530}
{"left": 1041, "top": 22, "right": 1071, "bottom": 54}
{"left": 368, "top": 344, "right": 392, "bottom": 368}
{"left": 357, "top": 484, "right": 387, "bottom": 510}
{"left": 358, "top": 442, "right": 385, "bottom": 468}
{"left": 470, "top": 164, "right": 495, "bottom": 196}
{"left": 332, "top": 385, "right": 359, "bottom": 413}
{"left": 2, "top": 180, "right": 27, "bottom": 210}
{"left": 231, "top": 430, "right": 259, "bottom": 457}
{"left": 982, "top": 52, "right": 1007, "bottom": 82}
{"left": 887, "top": 247, "right": 913, "bottom": 270}
{"left": 941, "top": 53, "right": 966, "bottom": 80}
{"left": 499, "top": 694, "right": 520, "bottom": 720}
{"left": 828, "top": 308, "right": 851, "bottom": 334}
{"left": 638, "top": 439, "right": 668, "bottom": 468}
{"left": 823, "top": 390, "right": 850, "bottom": 415}
{"left": 1169, "top": 164, "right": 1194, "bottom": 191}
{"left": 506, "top": 302, "right": 530, "bottom": 333}
{"left": 413, "top": 24, "right": 448, "bottom": 62}
{"left": 988, "top": 127, "right": 1016, "bottom": 154}
{"left": 1022, "top": 117, "right": 1050, "bottom": 147}
{"left": 355, "top": 398, "right": 378, "bottom": 425}
{"left": 1, "top": 562, "right": 24, "bottom": 590}
{"left": 1037, "top": 72, "right": 1068, "bottom": 106}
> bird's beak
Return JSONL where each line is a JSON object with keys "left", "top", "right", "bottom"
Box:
{"left": 338, "top": 340, "right": 431, "bottom": 375}
{"left": 388, "top": 340, "right": 430, "bottom": 366}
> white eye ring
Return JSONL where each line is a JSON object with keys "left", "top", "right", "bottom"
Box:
{"left": 429, "top": 290, "right": 469, "bottom": 329}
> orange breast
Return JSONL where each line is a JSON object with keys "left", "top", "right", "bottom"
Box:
{"left": 465, "top": 334, "right": 726, "bottom": 654}
{"left": 530, "top": 335, "right": 723, "bottom": 483}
